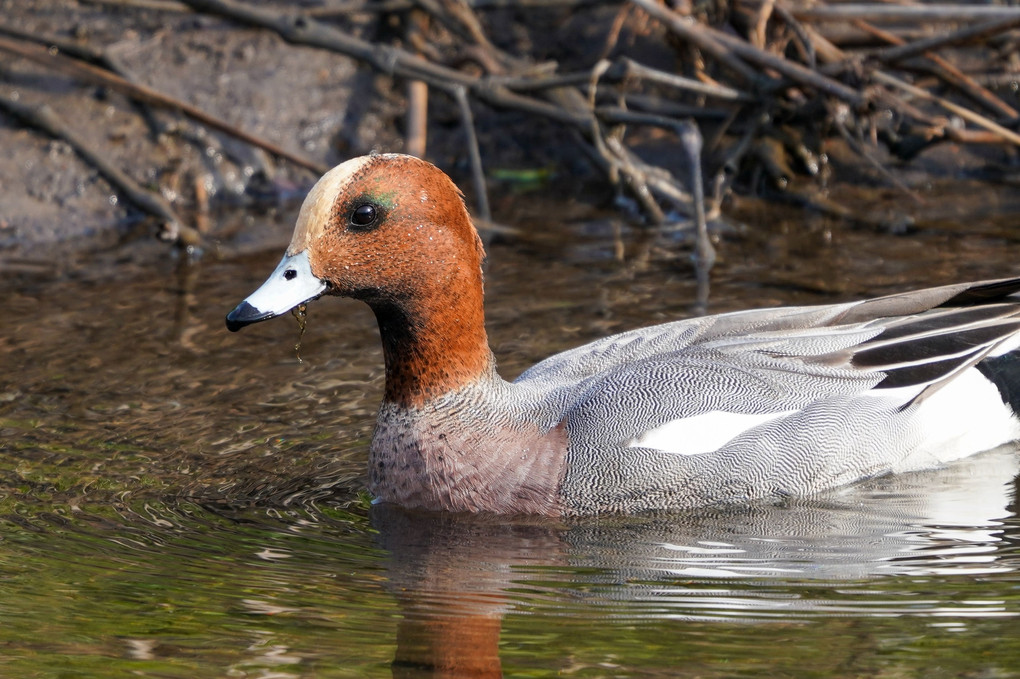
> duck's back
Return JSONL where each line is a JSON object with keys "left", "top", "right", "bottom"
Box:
{"left": 514, "top": 278, "right": 1020, "bottom": 513}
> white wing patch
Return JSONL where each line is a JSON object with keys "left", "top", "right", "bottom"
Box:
{"left": 884, "top": 368, "right": 1020, "bottom": 471}
{"left": 626, "top": 410, "right": 796, "bottom": 456}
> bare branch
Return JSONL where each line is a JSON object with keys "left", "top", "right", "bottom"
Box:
{"left": 792, "top": 4, "right": 1020, "bottom": 23}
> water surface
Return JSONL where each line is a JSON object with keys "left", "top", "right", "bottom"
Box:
{"left": 2, "top": 182, "right": 1020, "bottom": 677}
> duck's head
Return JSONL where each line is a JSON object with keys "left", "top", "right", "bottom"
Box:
{"left": 226, "top": 154, "right": 485, "bottom": 332}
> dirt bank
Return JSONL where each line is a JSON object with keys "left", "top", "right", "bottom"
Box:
{"left": 1, "top": 0, "right": 391, "bottom": 259}
{"left": 2, "top": 0, "right": 1020, "bottom": 268}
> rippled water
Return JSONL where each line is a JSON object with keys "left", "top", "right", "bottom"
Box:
{"left": 3, "top": 181, "right": 1020, "bottom": 677}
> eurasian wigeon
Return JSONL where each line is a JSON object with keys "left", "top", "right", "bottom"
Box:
{"left": 227, "top": 153, "right": 1020, "bottom": 515}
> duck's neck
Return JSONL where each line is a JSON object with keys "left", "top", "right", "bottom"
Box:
{"left": 370, "top": 288, "right": 495, "bottom": 408}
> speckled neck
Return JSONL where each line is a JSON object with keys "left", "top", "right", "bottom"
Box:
{"left": 370, "top": 382, "right": 567, "bottom": 514}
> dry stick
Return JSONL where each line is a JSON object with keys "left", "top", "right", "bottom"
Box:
{"left": 492, "top": 57, "right": 752, "bottom": 102}
{"left": 609, "top": 135, "right": 694, "bottom": 211}
{"left": 405, "top": 9, "right": 429, "bottom": 157}
{"left": 0, "top": 93, "right": 200, "bottom": 245}
{"left": 576, "top": 63, "right": 694, "bottom": 221}
{"left": 975, "top": 73, "right": 1020, "bottom": 89}
{"left": 793, "top": 4, "right": 1020, "bottom": 23}
{"left": 630, "top": 0, "right": 867, "bottom": 107}
{"left": 450, "top": 85, "right": 491, "bottom": 224}
{"left": 854, "top": 19, "right": 1018, "bottom": 120}
{"left": 872, "top": 71, "right": 1020, "bottom": 147}
{"left": 194, "top": 175, "right": 211, "bottom": 235}
{"left": 574, "top": 106, "right": 666, "bottom": 223}
{"left": 870, "top": 15, "right": 1020, "bottom": 66}
{"left": 0, "top": 36, "right": 328, "bottom": 175}
{"left": 599, "top": 2, "right": 632, "bottom": 63}
{"left": 680, "top": 121, "right": 714, "bottom": 314}
{"left": 773, "top": 2, "right": 817, "bottom": 70}
{"left": 491, "top": 70, "right": 606, "bottom": 91}
{"left": 615, "top": 57, "right": 753, "bottom": 101}
{"left": 0, "top": 22, "right": 117, "bottom": 68}
{"left": 405, "top": 80, "right": 429, "bottom": 157}
{"left": 597, "top": 106, "right": 726, "bottom": 128}
{"left": 413, "top": 0, "right": 475, "bottom": 45}
{"left": 432, "top": 0, "right": 503, "bottom": 60}
{"left": 602, "top": 138, "right": 666, "bottom": 223}
{"left": 590, "top": 63, "right": 701, "bottom": 220}
{"left": 307, "top": 0, "right": 610, "bottom": 16}
{"left": 620, "top": 94, "right": 730, "bottom": 118}
{"left": 627, "top": 0, "right": 764, "bottom": 85}
{"left": 80, "top": 0, "right": 190, "bottom": 10}
{"left": 945, "top": 129, "right": 1012, "bottom": 145}
{"left": 576, "top": 78, "right": 700, "bottom": 223}
{"left": 425, "top": 0, "right": 541, "bottom": 80}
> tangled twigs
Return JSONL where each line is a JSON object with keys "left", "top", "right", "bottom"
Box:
{"left": 630, "top": 0, "right": 867, "bottom": 106}
{"left": 873, "top": 72, "right": 1020, "bottom": 147}
{"left": 177, "top": 0, "right": 593, "bottom": 127}
{"left": 853, "top": 20, "right": 1017, "bottom": 120}
{"left": 176, "top": 0, "right": 1020, "bottom": 233}
{"left": 786, "top": 14, "right": 1020, "bottom": 149}
{"left": 176, "top": 0, "right": 714, "bottom": 223}
{"left": 6, "top": 0, "right": 1020, "bottom": 263}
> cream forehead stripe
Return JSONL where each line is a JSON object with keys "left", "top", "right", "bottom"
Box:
{"left": 287, "top": 155, "right": 378, "bottom": 254}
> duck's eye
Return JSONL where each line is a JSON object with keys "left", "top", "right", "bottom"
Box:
{"left": 350, "top": 203, "right": 378, "bottom": 229}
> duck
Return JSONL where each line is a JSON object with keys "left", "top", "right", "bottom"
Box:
{"left": 226, "top": 153, "right": 1020, "bottom": 515}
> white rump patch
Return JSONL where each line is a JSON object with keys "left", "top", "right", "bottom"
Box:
{"left": 626, "top": 410, "right": 795, "bottom": 456}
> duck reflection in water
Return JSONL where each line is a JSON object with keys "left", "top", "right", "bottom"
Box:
{"left": 369, "top": 445, "right": 1019, "bottom": 678}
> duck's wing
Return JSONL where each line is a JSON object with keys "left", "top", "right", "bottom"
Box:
{"left": 817, "top": 300, "right": 1020, "bottom": 399}
{"left": 519, "top": 276, "right": 1020, "bottom": 439}
{"left": 521, "top": 277, "right": 1020, "bottom": 396}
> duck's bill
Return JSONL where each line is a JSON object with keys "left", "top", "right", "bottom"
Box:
{"left": 226, "top": 250, "right": 327, "bottom": 332}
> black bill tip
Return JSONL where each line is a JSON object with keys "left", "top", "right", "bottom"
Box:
{"left": 225, "top": 301, "right": 274, "bottom": 332}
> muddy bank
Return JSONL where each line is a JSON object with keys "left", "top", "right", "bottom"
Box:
{"left": 2, "top": 0, "right": 1020, "bottom": 267}
{"left": 1, "top": 0, "right": 601, "bottom": 260}
{"left": 1, "top": 0, "right": 373, "bottom": 257}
